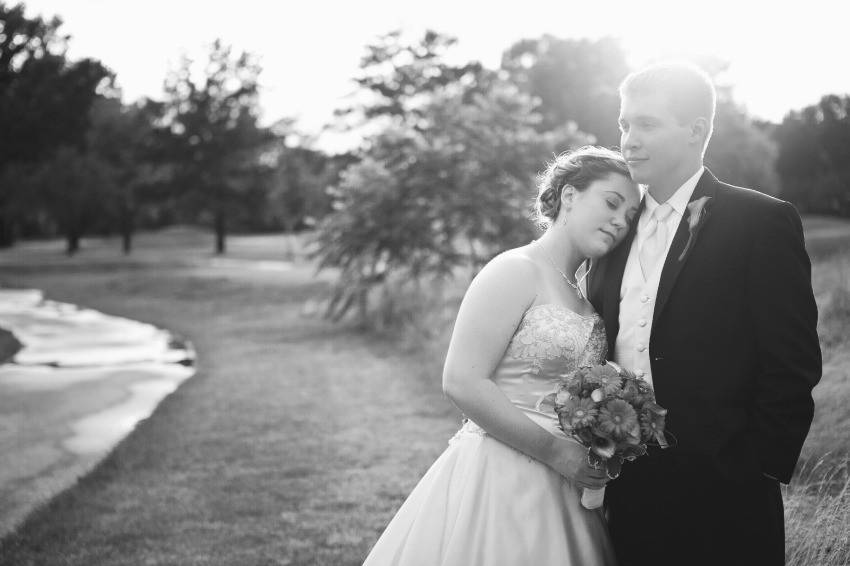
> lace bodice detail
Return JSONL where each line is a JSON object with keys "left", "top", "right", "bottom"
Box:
{"left": 505, "top": 304, "right": 606, "bottom": 368}
{"left": 492, "top": 303, "right": 607, "bottom": 417}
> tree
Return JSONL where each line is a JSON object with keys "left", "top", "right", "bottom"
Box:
{"left": 316, "top": 36, "right": 590, "bottom": 322}
{"left": 501, "top": 36, "right": 629, "bottom": 147}
{"left": 334, "top": 29, "right": 490, "bottom": 134}
{"left": 0, "top": 2, "right": 112, "bottom": 246}
{"left": 705, "top": 97, "right": 781, "bottom": 195}
{"left": 157, "top": 39, "right": 271, "bottom": 253}
{"left": 27, "top": 145, "right": 113, "bottom": 254}
{"left": 85, "top": 97, "right": 165, "bottom": 253}
{"left": 690, "top": 57, "right": 781, "bottom": 195}
{"left": 267, "top": 147, "right": 333, "bottom": 230}
{"left": 773, "top": 95, "right": 850, "bottom": 214}
{"left": 262, "top": 120, "right": 339, "bottom": 236}
{"left": 816, "top": 95, "right": 850, "bottom": 205}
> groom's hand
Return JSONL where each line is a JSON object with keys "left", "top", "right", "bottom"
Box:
{"left": 547, "top": 437, "right": 609, "bottom": 489}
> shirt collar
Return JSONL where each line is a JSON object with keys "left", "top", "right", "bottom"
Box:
{"left": 642, "top": 166, "right": 705, "bottom": 221}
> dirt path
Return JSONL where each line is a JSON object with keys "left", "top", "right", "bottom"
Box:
{"left": 0, "top": 254, "right": 460, "bottom": 565}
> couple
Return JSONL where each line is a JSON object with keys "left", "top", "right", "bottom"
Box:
{"left": 363, "top": 62, "right": 821, "bottom": 566}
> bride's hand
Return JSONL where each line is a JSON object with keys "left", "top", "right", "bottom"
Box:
{"left": 546, "top": 436, "right": 609, "bottom": 490}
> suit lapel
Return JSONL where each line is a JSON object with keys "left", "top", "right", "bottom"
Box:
{"left": 652, "top": 169, "right": 719, "bottom": 327}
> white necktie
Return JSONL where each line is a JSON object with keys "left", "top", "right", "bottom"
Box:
{"left": 638, "top": 203, "right": 674, "bottom": 280}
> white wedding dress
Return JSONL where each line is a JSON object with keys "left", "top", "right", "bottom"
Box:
{"left": 363, "top": 304, "right": 616, "bottom": 566}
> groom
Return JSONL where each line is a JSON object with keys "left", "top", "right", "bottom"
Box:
{"left": 587, "top": 62, "right": 822, "bottom": 566}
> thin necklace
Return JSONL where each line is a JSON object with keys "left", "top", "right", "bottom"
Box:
{"left": 540, "top": 243, "right": 584, "bottom": 299}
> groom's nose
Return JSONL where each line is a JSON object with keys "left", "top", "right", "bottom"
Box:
{"left": 622, "top": 129, "right": 639, "bottom": 150}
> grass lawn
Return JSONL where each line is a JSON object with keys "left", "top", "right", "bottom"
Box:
{"left": 0, "top": 230, "right": 459, "bottom": 565}
{"left": 802, "top": 215, "right": 850, "bottom": 262}
{"left": 0, "top": 219, "right": 848, "bottom": 565}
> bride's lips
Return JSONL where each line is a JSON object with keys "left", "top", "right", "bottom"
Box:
{"left": 599, "top": 229, "right": 616, "bottom": 243}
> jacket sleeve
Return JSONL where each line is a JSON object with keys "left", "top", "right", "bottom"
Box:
{"left": 746, "top": 200, "right": 822, "bottom": 483}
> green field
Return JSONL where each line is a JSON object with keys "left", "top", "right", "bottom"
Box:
{"left": 0, "top": 218, "right": 847, "bottom": 565}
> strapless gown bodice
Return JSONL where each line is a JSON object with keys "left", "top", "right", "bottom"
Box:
{"left": 492, "top": 303, "right": 608, "bottom": 419}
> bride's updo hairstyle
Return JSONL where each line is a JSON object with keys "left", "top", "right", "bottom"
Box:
{"left": 534, "top": 145, "right": 631, "bottom": 230}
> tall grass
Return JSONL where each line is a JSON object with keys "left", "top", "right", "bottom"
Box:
{"left": 813, "top": 253, "right": 850, "bottom": 355}
{"left": 784, "top": 458, "right": 850, "bottom": 565}
{"left": 786, "top": 253, "right": 850, "bottom": 564}
{"left": 804, "top": 253, "right": 850, "bottom": 461}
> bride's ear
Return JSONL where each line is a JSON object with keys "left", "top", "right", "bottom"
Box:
{"left": 561, "top": 184, "right": 576, "bottom": 212}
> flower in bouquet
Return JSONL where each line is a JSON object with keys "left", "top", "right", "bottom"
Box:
{"left": 585, "top": 364, "right": 623, "bottom": 396}
{"left": 562, "top": 367, "right": 591, "bottom": 397}
{"left": 547, "top": 361, "right": 671, "bottom": 509}
{"left": 559, "top": 397, "right": 598, "bottom": 429}
{"left": 598, "top": 399, "right": 640, "bottom": 441}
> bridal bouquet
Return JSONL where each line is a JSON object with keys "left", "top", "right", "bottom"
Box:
{"left": 539, "top": 362, "right": 669, "bottom": 509}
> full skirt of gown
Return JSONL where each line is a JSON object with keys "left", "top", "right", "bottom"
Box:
{"left": 362, "top": 416, "right": 616, "bottom": 566}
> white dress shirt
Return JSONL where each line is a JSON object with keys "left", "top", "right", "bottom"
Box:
{"left": 614, "top": 167, "right": 705, "bottom": 386}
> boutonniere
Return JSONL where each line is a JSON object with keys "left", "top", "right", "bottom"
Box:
{"left": 678, "top": 196, "right": 712, "bottom": 261}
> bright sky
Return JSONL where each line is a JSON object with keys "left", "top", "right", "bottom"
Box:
{"left": 20, "top": 0, "right": 850, "bottom": 152}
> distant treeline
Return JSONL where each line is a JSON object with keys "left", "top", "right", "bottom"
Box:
{"left": 1, "top": 3, "right": 848, "bottom": 256}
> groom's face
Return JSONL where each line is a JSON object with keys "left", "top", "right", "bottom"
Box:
{"left": 618, "top": 91, "right": 694, "bottom": 187}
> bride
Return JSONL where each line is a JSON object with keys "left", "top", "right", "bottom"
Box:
{"left": 363, "top": 146, "right": 641, "bottom": 566}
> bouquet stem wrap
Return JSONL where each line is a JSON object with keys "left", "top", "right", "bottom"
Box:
{"left": 581, "top": 487, "right": 605, "bottom": 509}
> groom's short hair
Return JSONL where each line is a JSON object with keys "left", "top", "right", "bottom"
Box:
{"left": 619, "top": 61, "right": 717, "bottom": 148}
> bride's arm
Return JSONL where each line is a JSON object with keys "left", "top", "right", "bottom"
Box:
{"left": 442, "top": 253, "right": 607, "bottom": 490}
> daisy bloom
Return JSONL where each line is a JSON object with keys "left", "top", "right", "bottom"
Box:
{"left": 558, "top": 397, "right": 598, "bottom": 430}
{"left": 599, "top": 399, "right": 640, "bottom": 441}
{"left": 587, "top": 364, "right": 622, "bottom": 395}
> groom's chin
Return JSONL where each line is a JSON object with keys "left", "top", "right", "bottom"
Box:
{"left": 627, "top": 168, "right": 651, "bottom": 185}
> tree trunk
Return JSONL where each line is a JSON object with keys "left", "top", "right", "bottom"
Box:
{"left": 121, "top": 206, "right": 134, "bottom": 255}
{"left": 281, "top": 218, "right": 296, "bottom": 260}
{"left": 215, "top": 209, "right": 226, "bottom": 254}
{"left": 122, "top": 229, "right": 132, "bottom": 255}
{"left": 66, "top": 231, "right": 80, "bottom": 255}
{"left": 0, "top": 213, "right": 15, "bottom": 248}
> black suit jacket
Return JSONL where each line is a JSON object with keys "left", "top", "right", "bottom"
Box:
{"left": 587, "top": 169, "right": 821, "bottom": 484}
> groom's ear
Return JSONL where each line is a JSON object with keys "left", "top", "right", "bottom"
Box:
{"left": 690, "top": 117, "right": 709, "bottom": 146}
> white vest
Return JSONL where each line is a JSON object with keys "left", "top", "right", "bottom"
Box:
{"left": 614, "top": 167, "right": 704, "bottom": 386}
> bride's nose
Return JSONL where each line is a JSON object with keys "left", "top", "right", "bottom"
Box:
{"left": 611, "top": 214, "right": 627, "bottom": 231}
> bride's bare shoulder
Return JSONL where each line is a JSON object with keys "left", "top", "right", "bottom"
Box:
{"left": 463, "top": 246, "right": 543, "bottom": 311}
{"left": 477, "top": 246, "right": 540, "bottom": 281}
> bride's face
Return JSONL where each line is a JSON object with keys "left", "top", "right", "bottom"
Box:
{"left": 562, "top": 173, "right": 640, "bottom": 258}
